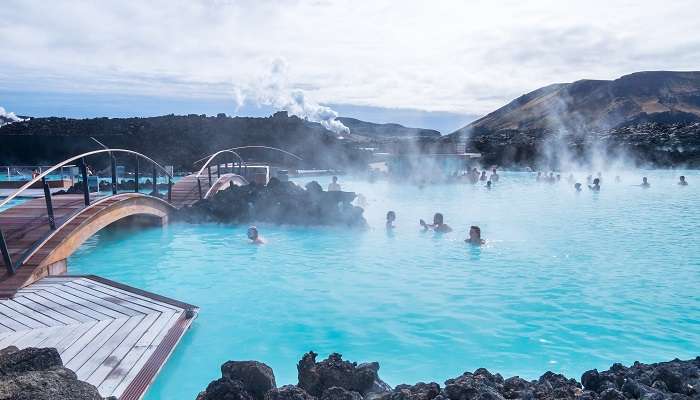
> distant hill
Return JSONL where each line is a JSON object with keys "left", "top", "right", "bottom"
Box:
{"left": 0, "top": 111, "right": 370, "bottom": 171}
{"left": 337, "top": 117, "right": 440, "bottom": 140}
{"left": 446, "top": 71, "right": 700, "bottom": 167}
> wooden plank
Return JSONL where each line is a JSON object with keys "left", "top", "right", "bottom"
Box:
{"left": 0, "top": 302, "right": 44, "bottom": 329}
{"left": 33, "top": 285, "right": 132, "bottom": 319}
{"left": 0, "top": 296, "right": 66, "bottom": 327}
{"left": 26, "top": 289, "right": 112, "bottom": 321}
{"left": 18, "top": 292, "right": 97, "bottom": 323}
{"left": 85, "top": 312, "right": 160, "bottom": 387}
{"left": 63, "top": 281, "right": 168, "bottom": 316}
{"left": 75, "top": 315, "right": 145, "bottom": 379}
{"left": 12, "top": 295, "right": 81, "bottom": 325}
{"left": 73, "top": 278, "right": 180, "bottom": 313}
{"left": 97, "top": 311, "right": 178, "bottom": 396}
{"left": 40, "top": 322, "right": 94, "bottom": 351}
{"left": 62, "top": 318, "right": 122, "bottom": 366}
{"left": 0, "top": 330, "right": 32, "bottom": 349}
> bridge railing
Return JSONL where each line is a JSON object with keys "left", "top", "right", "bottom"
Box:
{"left": 0, "top": 149, "right": 173, "bottom": 274}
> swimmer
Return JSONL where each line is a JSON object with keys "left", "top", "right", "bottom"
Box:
{"left": 639, "top": 177, "right": 650, "bottom": 188}
{"left": 556, "top": 174, "right": 561, "bottom": 182}
{"left": 386, "top": 211, "right": 396, "bottom": 229}
{"left": 536, "top": 172, "right": 542, "bottom": 182}
{"left": 420, "top": 213, "right": 452, "bottom": 233}
{"left": 679, "top": 176, "right": 688, "bottom": 186}
{"left": 490, "top": 168, "right": 499, "bottom": 182}
{"left": 480, "top": 171, "right": 488, "bottom": 181}
{"left": 548, "top": 172, "right": 555, "bottom": 183}
{"left": 574, "top": 182, "right": 582, "bottom": 192}
{"left": 328, "top": 176, "right": 341, "bottom": 191}
{"left": 465, "top": 226, "right": 485, "bottom": 245}
{"left": 486, "top": 180, "right": 492, "bottom": 189}
{"left": 588, "top": 178, "right": 601, "bottom": 191}
{"left": 247, "top": 226, "right": 264, "bottom": 244}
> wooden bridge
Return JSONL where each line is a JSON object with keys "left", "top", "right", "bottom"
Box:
{"left": 0, "top": 149, "right": 249, "bottom": 298}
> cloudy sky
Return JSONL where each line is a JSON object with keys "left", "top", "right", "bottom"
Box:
{"left": 1, "top": 0, "right": 699, "bottom": 131}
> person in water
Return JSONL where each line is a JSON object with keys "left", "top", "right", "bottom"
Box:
{"left": 480, "top": 171, "right": 488, "bottom": 181}
{"left": 465, "top": 226, "right": 485, "bottom": 245}
{"left": 536, "top": 172, "right": 542, "bottom": 182}
{"left": 486, "top": 180, "right": 492, "bottom": 189}
{"left": 588, "top": 178, "right": 601, "bottom": 191}
{"left": 386, "top": 211, "right": 396, "bottom": 229}
{"left": 574, "top": 182, "right": 582, "bottom": 192}
{"left": 679, "top": 176, "right": 688, "bottom": 186}
{"left": 490, "top": 168, "right": 499, "bottom": 182}
{"left": 328, "top": 176, "right": 341, "bottom": 191}
{"left": 420, "top": 213, "right": 452, "bottom": 233}
{"left": 247, "top": 226, "right": 264, "bottom": 244}
{"left": 640, "top": 177, "right": 650, "bottom": 188}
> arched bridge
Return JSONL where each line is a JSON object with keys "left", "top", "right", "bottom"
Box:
{"left": 0, "top": 146, "right": 301, "bottom": 298}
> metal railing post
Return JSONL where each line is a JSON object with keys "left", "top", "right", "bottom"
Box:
{"left": 79, "top": 157, "right": 90, "bottom": 206}
{"left": 168, "top": 179, "right": 172, "bottom": 202}
{"left": 208, "top": 166, "right": 212, "bottom": 186}
{"left": 110, "top": 155, "right": 118, "bottom": 195}
{"left": 0, "top": 227, "right": 13, "bottom": 274}
{"left": 197, "top": 178, "right": 203, "bottom": 200}
{"left": 217, "top": 164, "right": 221, "bottom": 178}
{"left": 151, "top": 166, "right": 157, "bottom": 196}
{"left": 134, "top": 157, "right": 140, "bottom": 193}
{"left": 42, "top": 177, "right": 56, "bottom": 230}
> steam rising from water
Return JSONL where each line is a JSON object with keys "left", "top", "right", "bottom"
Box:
{"left": 234, "top": 58, "right": 350, "bottom": 135}
{"left": 0, "top": 106, "right": 25, "bottom": 127}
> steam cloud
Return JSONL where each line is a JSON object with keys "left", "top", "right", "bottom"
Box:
{"left": 0, "top": 106, "right": 25, "bottom": 127}
{"left": 235, "top": 58, "right": 350, "bottom": 135}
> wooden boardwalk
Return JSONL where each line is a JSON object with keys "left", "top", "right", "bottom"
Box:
{"left": 0, "top": 275, "right": 197, "bottom": 400}
{"left": 170, "top": 172, "right": 247, "bottom": 208}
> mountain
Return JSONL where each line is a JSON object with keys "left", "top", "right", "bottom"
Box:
{"left": 0, "top": 111, "right": 370, "bottom": 171}
{"left": 337, "top": 117, "right": 440, "bottom": 140}
{"left": 447, "top": 71, "right": 700, "bottom": 167}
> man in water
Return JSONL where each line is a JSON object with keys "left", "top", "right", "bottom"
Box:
{"left": 536, "top": 172, "right": 542, "bottom": 182}
{"left": 386, "top": 211, "right": 396, "bottom": 229}
{"left": 679, "top": 176, "right": 688, "bottom": 186}
{"left": 480, "top": 171, "right": 488, "bottom": 181}
{"left": 588, "top": 178, "right": 601, "bottom": 191}
{"left": 490, "top": 168, "right": 499, "bottom": 182}
{"left": 247, "top": 226, "right": 264, "bottom": 244}
{"left": 640, "top": 177, "right": 650, "bottom": 188}
{"left": 574, "top": 182, "right": 582, "bottom": 192}
{"left": 420, "top": 213, "right": 452, "bottom": 233}
{"left": 328, "top": 176, "right": 341, "bottom": 191}
{"left": 465, "top": 226, "right": 485, "bottom": 245}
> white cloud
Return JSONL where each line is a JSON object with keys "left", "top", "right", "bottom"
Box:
{"left": 0, "top": 0, "right": 699, "bottom": 116}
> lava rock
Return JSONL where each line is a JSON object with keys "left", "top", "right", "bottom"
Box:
{"left": 0, "top": 367, "right": 104, "bottom": 400}
{"left": 321, "top": 386, "right": 363, "bottom": 400}
{"left": 443, "top": 368, "right": 506, "bottom": 400}
{"left": 380, "top": 382, "right": 441, "bottom": 400}
{"left": 222, "top": 360, "right": 277, "bottom": 400}
{"left": 0, "top": 347, "right": 62, "bottom": 375}
{"left": 196, "top": 377, "right": 256, "bottom": 400}
{"left": 265, "top": 385, "right": 317, "bottom": 400}
{"left": 298, "top": 352, "right": 390, "bottom": 397}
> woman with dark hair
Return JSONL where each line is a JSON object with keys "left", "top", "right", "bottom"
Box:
{"left": 386, "top": 211, "right": 396, "bottom": 229}
{"left": 465, "top": 226, "right": 485, "bottom": 245}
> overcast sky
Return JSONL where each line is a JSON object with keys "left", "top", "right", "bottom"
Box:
{"left": 1, "top": 0, "right": 699, "bottom": 131}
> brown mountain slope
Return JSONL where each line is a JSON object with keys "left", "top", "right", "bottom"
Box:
{"left": 451, "top": 71, "right": 700, "bottom": 136}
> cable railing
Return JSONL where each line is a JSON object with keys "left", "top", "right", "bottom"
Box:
{"left": 0, "top": 149, "right": 173, "bottom": 274}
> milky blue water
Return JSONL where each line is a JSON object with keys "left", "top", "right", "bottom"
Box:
{"left": 66, "top": 171, "right": 700, "bottom": 399}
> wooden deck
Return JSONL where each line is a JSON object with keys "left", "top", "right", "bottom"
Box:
{"left": 0, "top": 275, "right": 197, "bottom": 400}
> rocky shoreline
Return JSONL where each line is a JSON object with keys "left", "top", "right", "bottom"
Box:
{"left": 197, "top": 351, "right": 700, "bottom": 400}
{"left": 175, "top": 178, "right": 367, "bottom": 227}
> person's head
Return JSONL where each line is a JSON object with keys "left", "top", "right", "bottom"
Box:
{"left": 486, "top": 180, "right": 492, "bottom": 188}
{"left": 433, "top": 213, "right": 444, "bottom": 225}
{"left": 680, "top": 176, "right": 686, "bottom": 182}
{"left": 481, "top": 171, "right": 486, "bottom": 176}
{"left": 469, "top": 226, "right": 481, "bottom": 240}
{"left": 247, "top": 226, "right": 259, "bottom": 241}
{"left": 593, "top": 178, "right": 600, "bottom": 185}
{"left": 556, "top": 174, "right": 561, "bottom": 180}
{"left": 574, "top": 183, "right": 582, "bottom": 191}
{"left": 332, "top": 176, "right": 338, "bottom": 183}
{"left": 492, "top": 168, "right": 497, "bottom": 173}
{"left": 643, "top": 177, "right": 648, "bottom": 183}
{"left": 386, "top": 211, "right": 396, "bottom": 222}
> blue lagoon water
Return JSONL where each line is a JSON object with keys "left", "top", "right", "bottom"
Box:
{"left": 67, "top": 171, "right": 700, "bottom": 399}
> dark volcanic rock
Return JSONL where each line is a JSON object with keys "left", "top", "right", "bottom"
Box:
{"left": 321, "top": 386, "right": 363, "bottom": 400}
{"left": 265, "top": 385, "right": 317, "bottom": 400}
{"left": 0, "top": 346, "right": 106, "bottom": 400}
{"left": 222, "top": 361, "right": 277, "bottom": 400}
{"left": 0, "top": 347, "right": 62, "bottom": 375}
{"left": 380, "top": 382, "right": 441, "bottom": 400}
{"left": 177, "top": 179, "right": 367, "bottom": 227}
{"left": 196, "top": 377, "right": 256, "bottom": 400}
{"left": 443, "top": 368, "right": 506, "bottom": 400}
{"left": 298, "top": 352, "right": 390, "bottom": 397}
